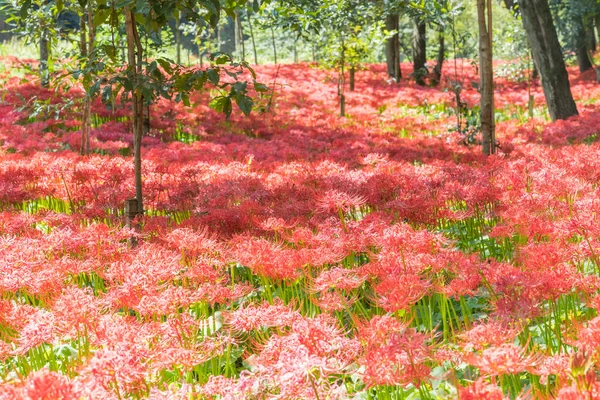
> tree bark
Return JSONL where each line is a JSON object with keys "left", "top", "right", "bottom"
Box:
{"left": 432, "top": 28, "right": 445, "bottom": 85}
{"left": 270, "top": 27, "right": 277, "bottom": 64}
{"left": 40, "top": 29, "right": 49, "bottom": 88}
{"left": 175, "top": 11, "right": 181, "bottom": 65}
{"left": 339, "top": 35, "right": 345, "bottom": 117}
{"left": 585, "top": 19, "right": 596, "bottom": 52}
{"left": 478, "top": 0, "right": 495, "bottom": 155}
{"left": 238, "top": 13, "right": 246, "bottom": 62}
{"left": 80, "top": 7, "right": 95, "bottom": 156}
{"left": 219, "top": 16, "right": 236, "bottom": 54}
{"left": 349, "top": 66, "right": 355, "bottom": 91}
{"left": 125, "top": 7, "right": 144, "bottom": 215}
{"left": 385, "top": 14, "right": 401, "bottom": 81}
{"left": 595, "top": 11, "right": 600, "bottom": 46}
{"left": 574, "top": 17, "right": 593, "bottom": 73}
{"left": 412, "top": 18, "right": 427, "bottom": 85}
{"left": 248, "top": 14, "right": 258, "bottom": 65}
{"left": 518, "top": 0, "right": 578, "bottom": 121}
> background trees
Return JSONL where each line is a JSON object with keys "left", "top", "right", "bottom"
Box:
{"left": 0, "top": 0, "right": 592, "bottom": 210}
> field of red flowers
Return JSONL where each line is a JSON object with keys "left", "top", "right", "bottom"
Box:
{"left": 1, "top": 58, "right": 600, "bottom": 399}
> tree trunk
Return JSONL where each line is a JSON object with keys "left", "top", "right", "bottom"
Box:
{"left": 595, "top": 11, "right": 600, "bottom": 46}
{"left": 574, "top": 17, "right": 593, "bottom": 73}
{"left": 349, "top": 67, "right": 355, "bottom": 91}
{"left": 219, "top": 16, "right": 236, "bottom": 54}
{"left": 478, "top": 0, "right": 495, "bottom": 155}
{"left": 248, "top": 14, "right": 258, "bottom": 65}
{"left": 40, "top": 29, "right": 49, "bottom": 88}
{"left": 238, "top": 13, "right": 245, "bottom": 62}
{"left": 175, "top": 11, "right": 181, "bottom": 65}
{"left": 412, "top": 18, "right": 427, "bottom": 85}
{"left": 518, "top": 0, "right": 578, "bottom": 121}
{"left": 339, "top": 36, "right": 345, "bottom": 117}
{"left": 432, "top": 28, "right": 445, "bottom": 85}
{"left": 385, "top": 14, "right": 401, "bottom": 81}
{"left": 270, "top": 27, "right": 277, "bottom": 64}
{"left": 293, "top": 37, "right": 298, "bottom": 63}
{"left": 125, "top": 7, "right": 144, "bottom": 215}
{"left": 585, "top": 20, "right": 596, "bottom": 52}
{"left": 80, "top": 7, "right": 95, "bottom": 156}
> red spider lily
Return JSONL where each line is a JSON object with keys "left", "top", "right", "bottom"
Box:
{"left": 359, "top": 315, "right": 431, "bottom": 388}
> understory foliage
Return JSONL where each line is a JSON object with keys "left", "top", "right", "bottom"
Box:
{"left": 2, "top": 59, "right": 600, "bottom": 399}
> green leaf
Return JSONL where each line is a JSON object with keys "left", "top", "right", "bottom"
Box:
{"left": 234, "top": 94, "right": 253, "bottom": 116}
{"left": 233, "top": 81, "right": 247, "bottom": 92}
{"left": 19, "top": 0, "right": 31, "bottom": 18}
{"left": 206, "top": 69, "right": 220, "bottom": 85}
{"left": 93, "top": 9, "right": 111, "bottom": 27}
{"left": 213, "top": 53, "right": 231, "bottom": 65}
{"left": 210, "top": 96, "right": 232, "bottom": 117}
{"left": 156, "top": 58, "right": 173, "bottom": 74}
{"left": 114, "top": 0, "right": 134, "bottom": 9}
{"left": 103, "top": 45, "right": 117, "bottom": 62}
{"left": 254, "top": 82, "right": 269, "bottom": 92}
{"left": 176, "top": 92, "right": 190, "bottom": 106}
{"left": 135, "top": 0, "right": 150, "bottom": 15}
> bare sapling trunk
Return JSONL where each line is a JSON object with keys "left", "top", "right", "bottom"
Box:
{"left": 248, "top": 14, "right": 258, "bottom": 65}
{"left": 270, "top": 27, "right": 277, "bottom": 64}
{"left": 81, "top": 6, "right": 95, "bottom": 155}
{"left": 125, "top": 7, "right": 144, "bottom": 216}
{"left": 339, "top": 36, "right": 346, "bottom": 117}
{"left": 478, "top": 0, "right": 495, "bottom": 155}
{"left": 175, "top": 11, "right": 181, "bottom": 65}
{"left": 40, "top": 29, "right": 49, "bottom": 88}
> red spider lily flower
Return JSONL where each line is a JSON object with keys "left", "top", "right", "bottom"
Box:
{"left": 315, "top": 189, "right": 367, "bottom": 214}
{"left": 459, "top": 320, "right": 522, "bottom": 352}
{"left": 459, "top": 377, "right": 508, "bottom": 400}
{"left": 312, "top": 267, "right": 367, "bottom": 292}
{"left": 23, "top": 369, "right": 79, "bottom": 400}
{"left": 463, "top": 344, "right": 543, "bottom": 376}
{"left": 359, "top": 315, "right": 431, "bottom": 388}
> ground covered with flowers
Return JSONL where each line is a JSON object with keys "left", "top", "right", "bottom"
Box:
{"left": 1, "top": 58, "right": 600, "bottom": 399}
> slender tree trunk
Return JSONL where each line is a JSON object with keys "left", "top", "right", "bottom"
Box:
{"left": 270, "top": 27, "right": 277, "bottom": 64}
{"left": 432, "top": 28, "right": 445, "bottom": 85}
{"left": 80, "top": 7, "right": 95, "bottom": 156}
{"left": 293, "top": 37, "right": 298, "bottom": 64}
{"left": 40, "top": 29, "right": 49, "bottom": 88}
{"left": 175, "top": 11, "right": 181, "bottom": 65}
{"left": 234, "top": 11, "right": 241, "bottom": 61}
{"left": 349, "top": 66, "right": 355, "bottom": 91}
{"left": 125, "top": 7, "right": 144, "bottom": 214}
{"left": 339, "top": 36, "right": 345, "bottom": 117}
{"left": 478, "top": 0, "right": 495, "bottom": 155}
{"left": 412, "top": 18, "right": 427, "bottom": 85}
{"left": 238, "top": 13, "right": 245, "bottom": 62}
{"left": 248, "top": 15, "right": 258, "bottom": 65}
{"left": 518, "top": 0, "right": 578, "bottom": 121}
{"left": 385, "top": 14, "right": 401, "bottom": 81}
